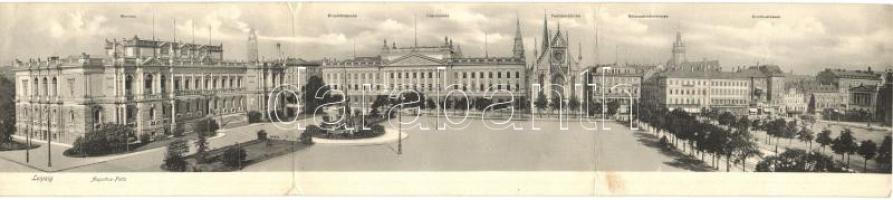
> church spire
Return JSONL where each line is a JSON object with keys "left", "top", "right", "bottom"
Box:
{"left": 512, "top": 16, "right": 525, "bottom": 58}
{"left": 541, "top": 13, "right": 550, "bottom": 58}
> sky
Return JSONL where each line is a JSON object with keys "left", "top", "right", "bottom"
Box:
{"left": 0, "top": 3, "right": 890, "bottom": 75}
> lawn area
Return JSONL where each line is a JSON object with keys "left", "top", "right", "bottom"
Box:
{"left": 174, "top": 139, "right": 309, "bottom": 172}
{"left": 0, "top": 140, "right": 40, "bottom": 151}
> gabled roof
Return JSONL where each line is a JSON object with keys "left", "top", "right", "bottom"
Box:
{"left": 849, "top": 84, "right": 878, "bottom": 92}
{"left": 385, "top": 54, "right": 445, "bottom": 66}
{"left": 551, "top": 31, "right": 567, "bottom": 48}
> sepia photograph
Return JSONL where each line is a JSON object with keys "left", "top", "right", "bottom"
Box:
{"left": 0, "top": 1, "right": 890, "bottom": 197}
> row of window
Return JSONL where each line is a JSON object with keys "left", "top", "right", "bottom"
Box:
{"left": 668, "top": 88, "right": 748, "bottom": 96}
{"left": 21, "top": 77, "right": 63, "bottom": 97}
{"left": 326, "top": 71, "right": 524, "bottom": 81}
{"left": 668, "top": 97, "right": 748, "bottom": 105}
{"left": 668, "top": 79, "right": 748, "bottom": 87}
{"left": 330, "top": 83, "right": 524, "bottom": 93}
{"left": 171, "top": 76, "right": 245, "bottom": 92}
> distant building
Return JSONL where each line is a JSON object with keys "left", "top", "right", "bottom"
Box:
{"left": 584, "top": 63, "right": 648, "bottom": 118}
{"left": 816, "top": 68, "right": 881, "bottom": 90}
{"left": 878, "top": 70, "right": 892, "bottom": 124}
{"left": 665, "top": 32, "right": 721, "bottom": 72}
{"left": 782, "top": 88, "right": 807, "bottom": 115}
{"left": 848, "top": 84, "right": 878, "bottom": 113}
{"left": 734, "top": 65, "right": 787, "bottom": 113}
{"left": 649, "top": 70, "right": 752, "bottom": 114}
{"left": 802, "top": 83, "right": 848, "bottom": 113}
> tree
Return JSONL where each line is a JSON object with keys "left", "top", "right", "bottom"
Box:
{"left": 718, "top": 112, "right": 736, "bottom": 127}
{"left": 163, "top": 139, "right": 189, "bottom": 172}
{"left": 783, "top": 120, "right": 799, "bottom": 146}
{"left": 704, "top": 126, "right": 726, "bottom": 169}
{"left": 0, "top": 76, "right": 14, "bottom": 145}
{"left": 755, "top": 149, "right": 846, "bottom": 172}
{"left": 831, "top": 128, "right": 858, "bottom": 168}
{"left": 857, "top": 140, "right": 878, "bottom": 172}
{"left": 590, "top": 102, "right": 603, "bottom": 117}
{"left": 300, "top": 125, "right": 316, "bottom": 145}
{"left": 222, "top": 144, "right": 247, "bottom": 169}
{"left": 549, "top": 95, "right": 562, "bottom": 114}
{"left": 425, "top": 99, "right": 436, "bottom": 111}
{"left": 514, "top": 96, "right": 528, "bottom": 111}
{"left": 807, "top": 94, "right": 817, "bottom": 114}
{"left": 797, "top": 128, "right": 816, "bottom": 151}
{"left": 534, "top": 91, "right": 547, "bottom": 115}
{"left": 69, "top": 123, "right": 134, "bottom": 156}
{"left": 194, "top": 118, "right": 220, "bottom": 137}
{"left": 875, "top": 136, "right": 892, "bottom": 172}
{"left": 474, "top": 97, "right": 492, "bottom": 111}
{"left": 735, "top": 116, "right": 751, "bottom": 131}
{"left": 606, "top": 101, "right": 620, "bottom": 116}
{"left": 247, "top": 111, "right": 263, "bottom": 124}
{"left": 765, "top": 119, "right": 788, "bottom": 152}
{"left": 303, "top": 76, "right": 329, "bottom": 114}
{"left": 732, "top": 129, "right": 761, "bottom": 171}
{"left": 816, "top": 129, "right": 833, "bottom": 154}
{"left": 193, "top": 122, "right": 211, "bottom": 163}
{"left": 567, "top": 95, "right": 580, "bottom": 116}
{"left": 256, "top": 130, "right": 268, "bottom": 141}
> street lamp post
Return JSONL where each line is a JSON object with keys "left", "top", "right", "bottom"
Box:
{"left": 25, "top": 117, "right": 30, "bottom": 163}
{"left": 398, "top": 96, "right": 404, "bottom": 155}
{"left": 47, "top": 108, "right": 51, "bottom": 168}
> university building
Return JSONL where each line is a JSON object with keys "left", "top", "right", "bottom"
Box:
{"left": 13, "top": 33, "right": 293, "bottom": 145}
{"left": 319, "top": 19, "right": 528, "bottom": 113}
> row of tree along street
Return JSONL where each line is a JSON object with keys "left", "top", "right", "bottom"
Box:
{"left": 637, "top": 102, "right": 892, "bottom": 173}
{"left": 637, "top": 103, "right": 762, "bottom": 171}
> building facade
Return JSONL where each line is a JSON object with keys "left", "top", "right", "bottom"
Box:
{"left": 531, "top": 16, "right": 583, "bottom": 106}
{"left": 13, "top": 35, "right": 291, "bottom": 145}
{"left": 584, "top": 64, "right": 647, "bottom": 117}
{"left": 319, "top": 20, "right": 527, "bottom": 113}
{"left": 816, "top": 68, "right": 882, "bottom": 90}
{"left": 650, "top": 70, "right": 752, "bottom": 114}
{"left": 782, "top": 88, "right": 807, "bottom": 115}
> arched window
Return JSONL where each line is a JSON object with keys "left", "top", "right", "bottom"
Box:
{"left": 51, "top": 77, "right": 57, "bottom": 96}
{"left": 41, "top": 77, "right": 47, "bottom": 96}
{"left": 32, "top": 78, "right": 38, "bottom": 96}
